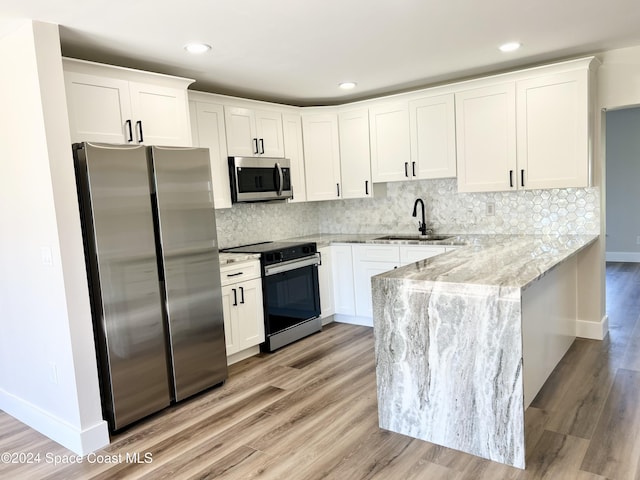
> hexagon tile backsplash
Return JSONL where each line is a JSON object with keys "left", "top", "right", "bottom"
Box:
{"left": 215, "top": 178, "right": 600, "bottom": 247}
{"left": 316, "top": 179, "right": 600, "bottom": 236}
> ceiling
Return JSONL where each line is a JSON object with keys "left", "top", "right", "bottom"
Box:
{"left": 1, "top": 0, "right": 640, "bottom": 106}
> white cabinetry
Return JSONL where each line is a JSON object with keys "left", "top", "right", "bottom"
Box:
{"left": 282, "top": 113, "right": 307, "bottom": 202}
{"left": 220, "top": 260, "right": 265, "bottom": 363}
{"left": 332, "top": 245, "right": 356, "bottom": 316}
{"left": 63, "top": 58, "right": 193, "bottom": 146}
{"left": 369, "top": 102, "right": 411, "bottom": 182}
{"left": 516, "top": 69, "right": 589, "bottom": 189}
{"left": 400, "top": 245, "right": 447, "bottom": 265}
{"left": 317, "top": 246, "right": 335, "bottom": 321}
{"left": 409, "top": 93, "right": 457, "bottom": 179}
{"left": 455, "top": 83, "right": 517, "bottom": 193}
{"left": 224, "top": 106, "right": 285, "bottom": 157}
{"left": 302, "top": 112, "right": 342, "bottom": 201}
{"left": 189, "top": 97, "right": 231, "bottom": 209}
{"left": 338, "top": 109, "right": 372, "bottom": 198}
{"left": 455, "top": 58, "right": 595, "bottom": 193}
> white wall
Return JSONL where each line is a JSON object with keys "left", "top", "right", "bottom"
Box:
{"left": 605, "top": 107, "right": 640, "bottom": 261}
{"left": 0, "top": 21, "right": 108, "bottom": 454}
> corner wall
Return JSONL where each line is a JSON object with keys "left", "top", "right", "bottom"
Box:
{"left": 0, "top": 21, "right": 108, "bottom": 454}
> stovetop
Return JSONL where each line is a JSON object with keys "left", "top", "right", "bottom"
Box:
{"left": 222, "top": 241, "right": 317, "bottom": 265}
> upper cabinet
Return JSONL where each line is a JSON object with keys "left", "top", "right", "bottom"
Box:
{"left": 456, "top": 57, "right": 596, "bottom": 193}
{"left": 455, "top": 83, "right": 517, "bottom": 193}
{"left": 409, "top": 93, "right": 457, "bottom": 179}
{"left": 369, "top": 102, "right": 411, "bottom": 182}
{"left": 282, "top": 113, "right": 307, "bottom": 203}
{"left": 63, "top": 58, "right": 193, "bottom": 147}
{"left": 338, "top": 108, "right": 372, "bottom": 199}
{"left": 302, "top": 112, "right": 342, "bottom": 201}
{"left": 224, "top": 106, "right": 285, "bottom": 157}
{"left": 516, "top": 69, "right": 589, "bottom": 190}
{"left": 189, "top": 96, "right": 232, "bottom": 209}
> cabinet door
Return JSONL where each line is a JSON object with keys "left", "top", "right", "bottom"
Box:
{"left": 517, "top": 70, "right": 589, "bottom": 189}
{"left": 409, "top": 94, "right": 457, "bottom": 179}
{"left": 353, "top": 261, "right": 398, "bottom": 318}
{"left": 282, "top": 113, "right": 307, "bottom": 202}
{"left": 236, "top": 278, "right": 265, "bottom": 350}
{"left": 64, "top": 71, "right": 131, "bottom": 143}
{"left": 129, "top": 82, "right": 192, "bottom": 146}
{"left": 221, "top": 284, "right": 239, "bottom": 355}
{"left": 225, "top": 106, "right": 258, "bottom": 156}
{"left": 255, "top": 110, "right": 285, "bottom": 157}
{"left": 369, "top": 102, "right": 411, "bottom": 183}
{"left": 455, "top": 83, "right": 516, "bottom": 192}
{"left": 192, "top": 101, "right": 232, "bottom": 209}
{"left": 339, "top": 109, "right": 372, "bottom": 198}
{"left": 318, "top": 247, "right": 335, "bottom": 319}
{"left": 400, "top": 245, "right": 446, "bottom": 265}
{"left": 302, "top": 113, "right": 342, "bottom": 201}
{"left": 332, "top": 245, "right": 356, "bottom": 316}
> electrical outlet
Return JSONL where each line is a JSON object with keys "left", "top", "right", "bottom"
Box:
{"left": 486, "top": 202, "right": 495, "bottom": 216}
{"left": 41, "top": 246, "right": 53, "bottom": 266}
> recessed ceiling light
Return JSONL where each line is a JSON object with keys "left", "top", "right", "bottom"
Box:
{"left": 184, "top": 43, "right": 212, "bottom": 54}
{"left": 499, "top": 42, "right": 522, "bottom": 53}
{"left": 339, "top": 82, "right": 357, "bottom": 90}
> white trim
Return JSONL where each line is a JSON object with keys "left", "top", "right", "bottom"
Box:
{"left": 576, "top": 315, "right": 609, "bottom": 340}
{"left": 606, "top": 251, "right": 640, "bottom": 262}
{"left": 227, "top": 345, "right": 260, "bottom": 365}
{"left": 334, "top": 314, "right": 373, "bottom": 327}
{"left": 0, "top": 388, "right": 109, "bottom": 455}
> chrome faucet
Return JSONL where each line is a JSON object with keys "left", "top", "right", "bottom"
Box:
{"left": 412, "top": 198, "right": 430, "bottom": 236}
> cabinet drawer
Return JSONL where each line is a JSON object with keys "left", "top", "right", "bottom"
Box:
{"left": 354, "top": 245, "right": 400, "bottom": 262}
{"left": 400, "top": 245, "right": 446, "bottom": 265}
{"left": 220, "top": 260, "right": 261, "bottom": 286}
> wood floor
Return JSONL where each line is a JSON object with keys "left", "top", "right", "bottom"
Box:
{"left": 2, "top": 262, "right": 640, "bottom": 479}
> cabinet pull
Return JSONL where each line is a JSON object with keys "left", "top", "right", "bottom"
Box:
{"left": 404, "top": 162, "right": 409, "bottom": 177}
{"left": 239, "top": 286, "right": 245, "bottom": 304}
{"left": 412, "top": 161, "right": 416, "bottom": 177}
{"left": 259, "top": 138, "right": 265, "bottom": 155}
{"left": 336, "top": 183, "right": 341, "bottom": 197}
{"left": 135, "top": 120, "right": 144, "bottom": 143}
{"left": 125, "top": 120, "right": 133, "bottom": 142}
{"left": 253, "top": 138, "right": 259, "bottom": 154}
{"left": 365, "top": 180, "right": 369, "bottom": 195}
{"left": 521, "top": 169, "right": 525, "bottom": 187}
{"left": 226, "top": 272, "right": 243, "bottom": 277}
{"left": 232, "top": 288, "right": 238, "bottom": 306}
{"left": 509, "top": 170, "right": 514, "bottom": 188}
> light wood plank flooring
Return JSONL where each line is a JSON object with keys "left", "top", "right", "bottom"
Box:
{"left": 1, "top": 262, "right": 640, "bottom": 479}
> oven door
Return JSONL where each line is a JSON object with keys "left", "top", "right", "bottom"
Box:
{"left": 263, "top": 255, "right": 321, "bottom": 335}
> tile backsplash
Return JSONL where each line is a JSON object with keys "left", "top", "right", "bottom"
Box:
{"left": 215, "top": 178, "right": 600, "bottom": 247}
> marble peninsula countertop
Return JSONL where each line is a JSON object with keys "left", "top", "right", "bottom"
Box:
{"left": 286, "top": 233, "right": 598, "bottom": 292}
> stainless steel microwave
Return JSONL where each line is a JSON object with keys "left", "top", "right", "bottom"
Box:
{"left": 228, "top": 156, "right": 293, "bottom": 203}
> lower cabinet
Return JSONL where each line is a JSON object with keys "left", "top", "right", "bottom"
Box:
{"left": 330, "top": 243, "right": 449, "bottom": 326}
{"left": 317, "top": 246, "right": 335, "bottom": 321}
{"left": 220, "top": 260, "right": 265, "bottom": 362}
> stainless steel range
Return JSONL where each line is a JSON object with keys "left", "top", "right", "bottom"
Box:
{"left": 222, "top": 241, "right": 321, "bottom": 351}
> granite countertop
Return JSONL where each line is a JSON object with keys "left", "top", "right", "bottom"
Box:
{"left": 218, "top": 252, "right": 261, "bottom": 266}
{"left": 285, "top": 232, "right": 598, "bottom": 291}
{"left": 284, "top": 233, "right": 467, "bottom": 248}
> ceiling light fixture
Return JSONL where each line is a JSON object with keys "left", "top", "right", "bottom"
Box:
{"left": 339, "top": 81, "right": 357, "bottom": 90}
{"left": 499, "top": 42, "right": 522, "bottom": 53}
{"left": 184, "top": 43, "right": 212, "bottom": 54}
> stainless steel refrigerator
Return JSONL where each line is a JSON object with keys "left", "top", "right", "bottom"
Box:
{"left": 73, "top": 142, "right": 227, "bottom": 431}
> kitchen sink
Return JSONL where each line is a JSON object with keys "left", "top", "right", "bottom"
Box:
{"left": 374, "top": 235, "right": 453, "bottom": 242}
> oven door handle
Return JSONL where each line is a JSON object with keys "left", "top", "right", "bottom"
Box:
{"left": 264, "top": 254, "right": 320, "bottom": 276}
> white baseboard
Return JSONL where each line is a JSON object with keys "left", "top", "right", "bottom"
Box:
{"left": 606, "top": 252, "right": 640, "bottom": 262}
{"left": 334, "top": 314, "right": 373, "bottom": 328}
{"left": 227, "top": 345, "right": 260, "bottom": 365}
{"left": 576, "top": 315, "right": 609, "bottom": 340}
{"left": 0, "top": 388, "right": 109, "bottom": 455}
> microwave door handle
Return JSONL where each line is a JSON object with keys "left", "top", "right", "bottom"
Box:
{"left": 275, "top": 162, "right": 283, "bottom": 196}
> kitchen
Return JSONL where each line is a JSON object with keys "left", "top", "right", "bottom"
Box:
{"left": 1, "top": 2, "right": 640, "bottom": 478}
